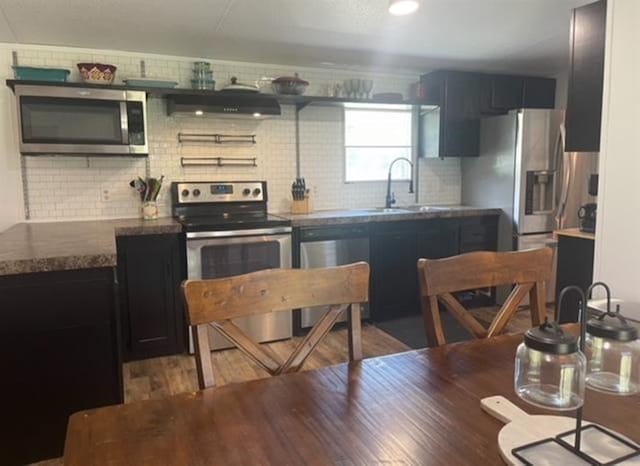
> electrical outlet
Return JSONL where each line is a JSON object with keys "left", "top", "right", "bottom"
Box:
{"left": 101, "top": 189, "right": 110, "bottom": 202}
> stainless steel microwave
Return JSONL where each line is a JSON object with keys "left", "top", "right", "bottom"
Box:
{"left": 14, "top": 85, "right": 148, "bottom": 156}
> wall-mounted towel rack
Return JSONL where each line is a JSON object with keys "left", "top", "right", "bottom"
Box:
{"left": 178, "top": 133, "right": 256, "bottom": 144}
{"left": 180, "top": 156, "right": 257, "bottom": 167}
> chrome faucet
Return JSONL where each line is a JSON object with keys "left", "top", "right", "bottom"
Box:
{"left": 385, "top": 157, "right": 414, "bottom": 208}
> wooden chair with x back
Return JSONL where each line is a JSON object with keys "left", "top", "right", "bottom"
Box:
{"left": 182, "top": 261, "right": 370, "bottom": 389}
{"left": 417, "top": 247, "right": 553, "bottom": 347}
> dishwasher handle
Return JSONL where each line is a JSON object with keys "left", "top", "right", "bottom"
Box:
{"left": 300, "top": 224, "right": 369, "bottom": 242}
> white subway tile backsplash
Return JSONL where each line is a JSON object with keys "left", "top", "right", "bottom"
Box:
{"left": 7, "top": 45, "right": 461, "bottom": 220}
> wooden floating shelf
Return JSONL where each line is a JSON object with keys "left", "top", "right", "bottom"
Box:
{"left": 5, "top": 79, "right": 434, "bottom": 109}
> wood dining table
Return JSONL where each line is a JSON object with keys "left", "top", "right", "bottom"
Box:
{"left": 64, "top": 332, "right": 640, "bottom": 465}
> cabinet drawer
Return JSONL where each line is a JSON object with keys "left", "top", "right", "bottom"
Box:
{"left": 459, "top": 216, "right": 498, "bottom": 253}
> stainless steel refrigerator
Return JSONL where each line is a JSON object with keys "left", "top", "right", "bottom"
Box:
{"left": 461, "top": 109, "right": 598, "bottom": 301}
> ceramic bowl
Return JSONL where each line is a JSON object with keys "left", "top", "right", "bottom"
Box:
{"left": 77, "top": 63, "right": 117, "bottom": 84}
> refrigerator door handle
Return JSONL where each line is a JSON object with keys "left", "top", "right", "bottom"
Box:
{"left": 555, "top": 124, "right": 571, "bottom": 230}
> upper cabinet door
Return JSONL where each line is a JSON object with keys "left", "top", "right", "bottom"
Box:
{"left": 442, "top": 72, "right": 481, "bottom": 157}
{"left": 489, "top": 75, "right": 524, "bottom": 111}
{"left": 522, "top": 77, "right": 556, "bottom": 109}
{"left": 565, "top": 0, "right": 607, "bottom": 152}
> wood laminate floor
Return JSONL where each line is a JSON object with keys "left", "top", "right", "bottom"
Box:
{"left": 32, "top": 307, "right": 543, "bottom": 465}
{"left": 124, "top": 324, "right": 409, "bottom": 403}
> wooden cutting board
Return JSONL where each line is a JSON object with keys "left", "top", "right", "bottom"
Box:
{"left": 481, "top": 396, "right": 640, "bottom": 465}
{"left": 481, "top": 396, "right": 588, "bottom": 465}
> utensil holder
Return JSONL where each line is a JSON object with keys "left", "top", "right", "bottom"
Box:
{"left": 142, "top": 201, "right": 158, "bottom": 220}
{"left": 291, "top": 197, "right": 312, "bottom": 214}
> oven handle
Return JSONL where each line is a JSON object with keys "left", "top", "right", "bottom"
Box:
{"left": 186, "top": 227, "right": 292, "bottom": 239}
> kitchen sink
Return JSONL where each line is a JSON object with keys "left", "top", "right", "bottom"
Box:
{"left": 357, "top": 207, "right": 413, "bottom": 213}
{"left": 406, "top": 205, "right": 452, "bottom": 212}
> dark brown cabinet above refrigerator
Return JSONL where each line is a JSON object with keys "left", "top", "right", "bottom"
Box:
{"left": 419, "top": 70, "right": 556, "bottom": 158}
{"left": 564, "top": 0, "right": 607, "bottom": 152}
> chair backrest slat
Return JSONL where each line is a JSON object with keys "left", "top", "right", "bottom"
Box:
{"left": 419, "top": 248, "right": 552, "bottom": 296}
{"left": 183, "top": 263, "right": 369, "bottom": 325}
{"left": 182, "top": 262, "right": 370, "bottom": 389}
{"left": 418, "top": 248, "right": 553, "bottom": 347}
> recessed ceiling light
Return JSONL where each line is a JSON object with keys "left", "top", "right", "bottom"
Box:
{"left": 389, "top": 0, "right": 419, "bottom": 16}
{"left": 195, "top": 110, "right": 204, "bottom": 116}
{"left": 253, "top": 112, "right": 262, "bottom": 118}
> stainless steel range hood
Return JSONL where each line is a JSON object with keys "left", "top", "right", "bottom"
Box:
{"left": 166, "top": 92, "right": 281, "bottom": 118}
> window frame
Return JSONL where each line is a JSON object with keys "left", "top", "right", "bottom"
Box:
{"left": 343, "top": 106, "right": 414, "bottom": 183}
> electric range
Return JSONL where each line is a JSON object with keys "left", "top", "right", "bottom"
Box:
{"left": 171, "top": 181, "right": 292, "bottom": 351}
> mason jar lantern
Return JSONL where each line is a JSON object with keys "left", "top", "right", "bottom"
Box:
{"left": 515, "top": 319, "right": 586, "bottom": 410}
{"left": 584, "top": 284, "right": 640, "bottom": 396}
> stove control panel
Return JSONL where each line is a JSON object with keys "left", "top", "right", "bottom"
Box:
{"left": 174, "top": 181, "right": 266, "bottom": 204}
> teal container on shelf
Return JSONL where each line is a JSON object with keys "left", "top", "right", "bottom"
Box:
{"left": 12, "top": 66, "right": 70, "bottom": 82}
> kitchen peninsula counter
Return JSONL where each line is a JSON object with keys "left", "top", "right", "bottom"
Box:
{"left": 0, "top": 217, "right": 182, "bottom": 276}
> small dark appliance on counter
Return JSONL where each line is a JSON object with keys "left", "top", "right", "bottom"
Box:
{"left": 578, "top": 174, "right": 598, "bottom": 234}
{"left": 578, "top": 203, "right": 597, "bottom": 233}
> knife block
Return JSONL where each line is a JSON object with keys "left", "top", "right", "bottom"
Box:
{"left": 291, "top": 197, "right": 312, "bottom": 214}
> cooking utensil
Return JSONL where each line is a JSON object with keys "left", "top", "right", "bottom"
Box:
{"left": 77, "top": 63, "right": 117, "bottom": 84}
{"left": 272, "top": 73, "right": 309, "bottom": 95}
{"left": 130, "top": 176, "right": 164, "bottom": 202}
{"left": 221, "top": 76, "right": 259, "bottom": 92}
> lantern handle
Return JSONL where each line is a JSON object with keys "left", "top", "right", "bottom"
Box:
{"left": 586, "top": 281, "right": 612, "bottom": 313}
{"left": 557, "top": 285, "right": 586, "bottom": 325}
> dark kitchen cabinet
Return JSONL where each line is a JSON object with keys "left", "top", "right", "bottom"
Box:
{"left": 420, "top": 71, "right": 481, "bottom": 158}
{"left": 371, "top": 222, "right": 420, "bottom": 321}
{"left": 418, "top": 218, "right": 460, "bottom": 259}
{"left": 0, "top": 268, "right": 122, "bottom": 465}
{"left": 480, "top": 75, "right": 556, "bottom": 115}
{"left": 523, "top": 77, "right": 557, "bottom": 109}
{"left": 420, "top": 71, "right": 555, "bottom": 158}
{"left": 117, "top": 233, "right": 187, "bottom": 361}
{"left": 565, "top": 0, "right": 607, "bottom": 152}
{"left": 459, "top": 215, "right": 499, "bottom": 253}
{"left": 556, "top": 234, "right": 595, "bottom": 323}
{"left": 483, "top": 75, "right": 524, "bottom": 112}
{"left": 370, "top": 215, "right": 499, "bottom": 321}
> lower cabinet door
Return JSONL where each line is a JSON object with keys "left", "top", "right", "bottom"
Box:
{"left": 118, "top": 234, "right": 186, "bottom": 361}
{"left": 371, "top": 229, "right": 420, "bottom": 321}
{"left": 0, "top": 267, "right": 122, "bottom": 465}
{"left": 418, "top": 219, "right": 461, "bottom": 259}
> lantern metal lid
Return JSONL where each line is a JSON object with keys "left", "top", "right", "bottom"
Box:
{"left": 524, "top": 320, "right": 579, "bottom": 355}
{"left": 587, "top": 305, "right": 639, "bottom": 342}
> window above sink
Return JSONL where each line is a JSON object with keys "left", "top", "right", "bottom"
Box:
{"left": 344, "top": 107, "right": 413, "bottom": 182}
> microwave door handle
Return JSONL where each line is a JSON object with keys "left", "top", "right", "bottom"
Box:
{"left": 120, "top": 101, "right": 129, "bottom": 144}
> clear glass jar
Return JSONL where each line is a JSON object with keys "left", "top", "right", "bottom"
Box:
{"left": 515, "top": 322, "right": 586, "bottom": 410}
{"left": 584, "top": 325, "right": 640, "bottom": 395}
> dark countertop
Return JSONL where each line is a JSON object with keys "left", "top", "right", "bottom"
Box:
{"left": 280, "top": 206, "right": 502, "bottom": 227}
{"left": 0, "top": 207, "right": 501, "bottom": 276}
{"left": 0, "top": 217, "right": 182, "bottom": 276}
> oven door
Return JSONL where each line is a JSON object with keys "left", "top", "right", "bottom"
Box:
{"left": 186, "top": 228, "right": 292, "bottom": 351}
{"left": 15, "top": 85, "right": 147, "bottom": 155}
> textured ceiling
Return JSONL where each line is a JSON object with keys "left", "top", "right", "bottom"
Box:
{"left": 0, "top": 0, "right": 594, "bottom": 74}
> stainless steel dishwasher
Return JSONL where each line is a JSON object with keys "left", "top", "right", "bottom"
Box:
{"left": 299, "top": 224, "right": 370, "bottom": 329}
